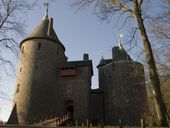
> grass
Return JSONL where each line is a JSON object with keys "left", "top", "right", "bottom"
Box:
{"left": 0, "top": 125, "right": 169, "bottom": 128}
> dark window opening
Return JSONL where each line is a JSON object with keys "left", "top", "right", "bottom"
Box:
{"left": 38, "top": 43, "right": 41, "bottom": 50}
{"left": 16, "top": 84, "right": 20, "bottom": 93}
{"left": 35, "top": 65, "right": 38, "bottom": 70}
{"left": 66, "top": 105, "right": 73, "bottom": 121}
{"left": 22, "top": 46, "right": 24, "bottom": 53}
{"left": 20, "top": 67, "right": 22, "bottom": 72}
{"left": 61, "top": 67, "right": 75, "bottom": 70}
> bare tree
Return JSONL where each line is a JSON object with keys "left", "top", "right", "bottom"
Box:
{"left": 150, "top": 0, "right": 170, "bottom": 76}
{"left": 72, "top": 0, "right": 169, "bottom": 126}
{"left": 0, "top": 0, "right": 38, "bottom": 103}
{"left": 151, "top": 0, "right": 170, "bottom": 40}
{"left": 0, "top": 0, "right": 38, "bottom": 65}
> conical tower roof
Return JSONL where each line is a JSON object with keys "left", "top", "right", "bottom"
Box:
{"left": 20, "top": 12, "right": 65, "bottom": 51}
{"left": 97, "top": 56, "right": 106, "bottom": 68}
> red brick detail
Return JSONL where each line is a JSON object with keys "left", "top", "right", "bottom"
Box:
{"left": 59, "top": 67, "right": 76, "bottom": 77}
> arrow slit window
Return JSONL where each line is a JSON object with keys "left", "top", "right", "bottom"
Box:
{"left": 16, "top": 84, "right": 20, "bottom": 93}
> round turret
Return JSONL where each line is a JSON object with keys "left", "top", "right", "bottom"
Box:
{"left": 103, "top": 60, "right": 147, "bottom": 125}
{"left": 8, "top": 13, "right": 67, "bottom": 124}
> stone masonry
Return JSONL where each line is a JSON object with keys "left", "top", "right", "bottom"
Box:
{"left": 7, "top": 11, "right": 148, "bottom": 126}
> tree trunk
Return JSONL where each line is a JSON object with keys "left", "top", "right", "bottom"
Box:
{"left": 133, "top": 1, "right": 169, "bottom": 126}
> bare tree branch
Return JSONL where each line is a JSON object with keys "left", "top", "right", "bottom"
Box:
{"left": 73, "top": 0, "right": 170, "bottom": 126}
{"left": 107, "top": 0, "right": 134, "bottom": 14}
{"left": 0, "top": 0, "right": 38, "bottom": 106}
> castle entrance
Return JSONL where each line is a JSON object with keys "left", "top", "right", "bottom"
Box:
{"left": 66, "top": 105, "right": 73, "bottom": 121}
{"left": 64, "top": 97, "right": 74, "bottom": 121}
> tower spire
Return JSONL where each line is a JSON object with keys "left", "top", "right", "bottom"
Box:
{"left": 43, "top": 0, "right": 49, "bottom": 19}
{"left": 118, "top": 34, "right": 123, "bottom": 50}
{"left": 100, "top": 50, "right": 104, "bottom": 58}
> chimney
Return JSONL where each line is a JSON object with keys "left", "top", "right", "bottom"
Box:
{"left": 83, "top": 53, "right": 89, "bottom": 61}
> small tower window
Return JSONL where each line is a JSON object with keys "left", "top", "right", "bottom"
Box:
{"left": 20, "top": 67, "right": 22, "bottom": 72}
{"left": 22, "top": 46, "right": 24, "bottom": 53}
{"left": 38, "top": 43, "right": 41, "bottom": 50}
{"left": 57, "top": 48, "right": 60, "bottom": 54}
{"left": 35, "top": 65, "right": 38, "bottom": 70}
{"left": 16, "top": 84, "right": 20, "bottom": 93}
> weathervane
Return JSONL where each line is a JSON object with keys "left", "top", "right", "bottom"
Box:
{"left": 118, "top": 34, "right": 123, "bottom": 50}
{"left": 43, "top": 0, "right": 49, "bottom": 19}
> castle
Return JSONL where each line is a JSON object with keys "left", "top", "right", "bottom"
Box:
{"left": 7, "top": 8, "right": 148, "bottom": 126}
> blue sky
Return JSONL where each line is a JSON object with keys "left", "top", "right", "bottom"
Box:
{"left": 0, "top": 0, "right": 163, "bottom": 121}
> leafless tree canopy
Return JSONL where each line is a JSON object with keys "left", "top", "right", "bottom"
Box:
{"left": 0, "top": 0, "right": 37, "bottom": 103}
{"left": 147, "top": 0, "right": 170, "bottom": 42}
{"left": 0, "top": 0, "right": 37, "bottom": 68}
{"left": 148, "top": 0, "right": 170, "bottom": 77}
{"left": 73, "top": 0, "right": 136, "bottom": 20}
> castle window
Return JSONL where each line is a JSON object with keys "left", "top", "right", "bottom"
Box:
{"left": 59, "top": 67, "right": 76, "bottom": 77}
{"left": 57, "top": 48, "right": 60, "bottom": 54}
{"left": 38, "top": 43, "right": 41, "bottom": 50}
{"left": 20, "top": 67, "right": 22, "bottom": 72}
{"left": 16, "top": 84, "right": 20, "bottom": 93}
{"left": 35, "top": 65, "right": 38, "bottom": 70}
{"left": 22, "top": 46, "right": 24, "bottom": 53}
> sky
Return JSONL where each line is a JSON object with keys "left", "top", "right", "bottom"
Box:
{"left": 0, "top": 0, "right": 163, "bottom": 122}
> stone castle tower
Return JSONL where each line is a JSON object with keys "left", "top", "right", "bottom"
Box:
{"left": 96, "top": 44, "right": 147, "bottom": 125}
{"left": 8, "top": 8, "right": 148, "bottom": 126}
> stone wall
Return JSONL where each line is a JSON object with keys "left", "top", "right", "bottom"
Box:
{"left": 90, "top": 89, "right": 103, "bottom": 125}
{"left": 53, "top": 64, "right": 92, "bottom": 123}
{"left": 102, "top": 61, "right": 147, "bottom": 125}
{"left": 10, "top": 38, "right": 66, "bottom": 124}
{"left": 8, "top": 36, "right": 148, "bottom": 126}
